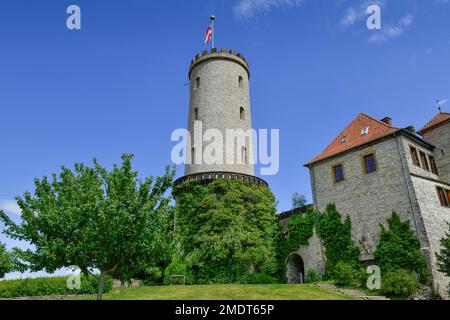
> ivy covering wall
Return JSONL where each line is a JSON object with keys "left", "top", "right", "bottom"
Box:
{"left": 173, "top": 179, "right": 282, "bottom": 284}
{"left": 283, "top": 204, "right": 361, "bottom": 278}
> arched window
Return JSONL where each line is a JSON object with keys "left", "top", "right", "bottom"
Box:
{"left": 240, "top": 107, "right": 245, "bottom": 120}
{"left": 238, "top": 75, "right": 244, "bottom": 88}
{"left": 194, "top": 108, "right": 199, "bottom": 120}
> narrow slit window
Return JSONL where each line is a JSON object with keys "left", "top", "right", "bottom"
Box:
{"left": 194, "top": 108, "right": 199, "bottom": 120}
{"left": 240, "top": 107, "right": 245, "bottom": 120}
{"left": 238, "top": 75, "right": 244, "bottom": 88}
{"left": 195, "top": 77, "right": 200, "bottom": 89}
{"left": 363, "top": 153, "right": 377, "bottom": 174}
{"left": 191, "top": 147, "right": 195, "bottom": 165}
{"left": 242, "top": 147, "right": 248, "bottom": 164}
{"left": 410, "top": 147, "right": 420, "bottom": 167}
{"left": 420, "top": 152, "right": 430, "bottom": 172}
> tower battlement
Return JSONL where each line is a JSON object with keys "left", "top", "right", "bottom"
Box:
{"left": 189, "top": 48, "right": 250, "bottom": 79}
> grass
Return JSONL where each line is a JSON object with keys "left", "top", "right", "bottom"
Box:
{"left": 78, "top": 284, "right": 359, "bottom": 300}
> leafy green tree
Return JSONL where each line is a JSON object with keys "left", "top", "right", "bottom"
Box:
{"left": 436, "top": 223, "right": 450, "bottom": 285}
{"left": 173, "top": 179, "right": 281, "bottom": 283}
{"left": 374, "top": 212, "right": 429, "bottom": 282}
{"left": 291, "top": 193, "right": 307, "bottom": 209}
{"left": 0, "top": 155, "right": 175, "bottom": 299}
{"left": 0, "top": 242, "right": 15, "bottom": 278}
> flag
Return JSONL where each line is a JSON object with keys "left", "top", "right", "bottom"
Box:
{"left": 204, "top": 25, "right": 213, "bottom": 45}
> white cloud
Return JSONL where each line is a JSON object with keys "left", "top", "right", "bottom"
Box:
{"left": 234, "top": 0, "right": 305, "bottom": 18}
{"left": 368, "top": 14, "right": 413, "bottom": 43}
{"left": 0, "top": 199, "right": 22, "bottom": 216}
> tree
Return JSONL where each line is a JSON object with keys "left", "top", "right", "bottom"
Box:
{"left": 291, "top": 193, "right": 307, "bottom": 209}
{"left": 0, "top": 241, "right": 15, "bottom": 278}
{"left": 374, "top": 212, "right": 429, "bottom": 283}
{"left": 0, "top": 154, "right": 175, "bottom": 300}
{"left": 436, "top": 223, "right": 450, "bottom": 285}
{"left": 173, "top": 179, "right": 281, "bottom": 283}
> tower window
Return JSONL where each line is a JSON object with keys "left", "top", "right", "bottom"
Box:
{"left": 194, "top": 108, "right": 199, "bottom": 120}
{"left": 194, "top": 77, "right": 200, "bottom": 89}
{"left": 240, "top": 107, "right": 245, "bottom": 120}
{"left": 241, "top": 147, "right": 248, "bottom": 164}
{"left": 410, "top": 147, "right": 420, "bottom": 167}
{"left": 191, "top": 147, "right": 195, "bottom": 164}
{"left": 420, "top": 151, "right": 430, "bottom": 172}
{"left": 238, "top": 76, "right": 244, "bottom": 88}
{"left": 363, "top": 153, "right": 377, "bottom": 174}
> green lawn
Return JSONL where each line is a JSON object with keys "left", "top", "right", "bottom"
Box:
{"left": 79, "top": 284, "right": 359, "bottom": 300}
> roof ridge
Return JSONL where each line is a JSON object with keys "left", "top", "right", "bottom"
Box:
{"left": 360, "top": 112, "right": 399, "bottom": 129}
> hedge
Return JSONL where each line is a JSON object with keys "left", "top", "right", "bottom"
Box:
{"left": 0, "top": 275, "right": 112, "bottom": 298}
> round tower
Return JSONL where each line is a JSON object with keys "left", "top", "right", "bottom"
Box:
{"left": 175, "top": 48, "right": 267, "bottom": 187}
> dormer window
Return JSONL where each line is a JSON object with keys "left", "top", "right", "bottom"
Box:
{"left": 341, "top": 136, "right": 347, "bottom": 144}
{"left": 361, "top": 127, "right": 369, "bottom": 136}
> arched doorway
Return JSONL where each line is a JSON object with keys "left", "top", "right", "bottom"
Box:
{"left": 287, "top": 254, "right": 305, "bottom": 284}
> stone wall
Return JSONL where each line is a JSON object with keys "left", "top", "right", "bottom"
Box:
{"left": 185, "top": 51, "right": 254, "bottom": 176}
{"left": 309, "top": 136, "right": 417, "bottom": 261}
{"left": 421, "top": 123, "right": 450, "bottom": 184}
{"left": 410, "top": 175, "right": 450, "bottom": 297}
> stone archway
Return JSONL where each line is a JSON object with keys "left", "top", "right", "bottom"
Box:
{"left": 287, "top": 253, "right": 305, "bottom": 284}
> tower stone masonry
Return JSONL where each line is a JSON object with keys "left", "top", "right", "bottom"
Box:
{"left": 176, "top": 49, "right": 267, "bottom": 187}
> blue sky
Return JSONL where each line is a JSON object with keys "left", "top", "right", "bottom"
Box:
{"left": 0, "top": 0, "right": 449, "bottom": 277}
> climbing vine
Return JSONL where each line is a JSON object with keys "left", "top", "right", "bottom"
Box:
{"left": 284, "top": 204, "right": 361, "bottom": 279}
{"left": 173, "top": 179, "right": 281, "bottom": 284}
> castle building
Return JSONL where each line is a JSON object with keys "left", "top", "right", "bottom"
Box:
{"left": 298, "top": 112, "right": 449, "bottom": 296}
{"left": 174, "top": 49, "right": 267, "bottom": 187}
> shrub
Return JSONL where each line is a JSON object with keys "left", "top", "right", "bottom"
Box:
{"left": 164, "top": 256, "right": 191, "bottom": 285}
{"left": 0, "top": 275, "right": 112, "bottom": 298}
{"left": 334, "top": 262, "right": 365, "bottom": 288}
{"left": 381, "top": 269, "right": 420, "bottom": 298}
{"left": 374, "top": 213, "right": 429, "bottom": 283}
{"left": 239, "top": 273, "right": 279, "bottom": 284}
{"left": 305, "top": 268, "right": 321, "bottom": 283}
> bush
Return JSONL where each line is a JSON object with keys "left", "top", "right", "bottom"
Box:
{"left": 374, "top": 213, "right": 429, "bottom": 283}
{"left": 334, "top": 262, "right": 364, "bottom": 288}
{"left": 381, "top": 269, "right": 420, "bottom": 298}
{"left": 164, "top": 256, "right": 191, "bottom": 285}
{"left": 0, "top": 275, "right": 112, "bottom": 298}
{"left": 238, "top": 273, "right": 279, "bottom": 284}
{"left": 305, "top": 268, "right": 321, "bottom": 283}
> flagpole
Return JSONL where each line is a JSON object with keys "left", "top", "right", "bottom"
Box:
{"left": 210, "top": 15, "right": 216, "bottom": 49}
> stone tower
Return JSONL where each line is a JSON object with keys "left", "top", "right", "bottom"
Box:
{"left": 175, "top": 48, "right": 267, "bottom": 187}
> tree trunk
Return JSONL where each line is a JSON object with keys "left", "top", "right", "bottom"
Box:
{"left": 97, "top": 271, "right": 106, "bottom": 301}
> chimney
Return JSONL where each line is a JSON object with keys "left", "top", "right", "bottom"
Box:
{"left": 381, "top": 117, "right": 392, "bottom": 126}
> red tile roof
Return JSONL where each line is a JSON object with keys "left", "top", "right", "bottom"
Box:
{"left": 306, "top": 113, "right": 400, "bottom": 165}
{"left": 418, "top": 112, "right": 450, "bottom": 135}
